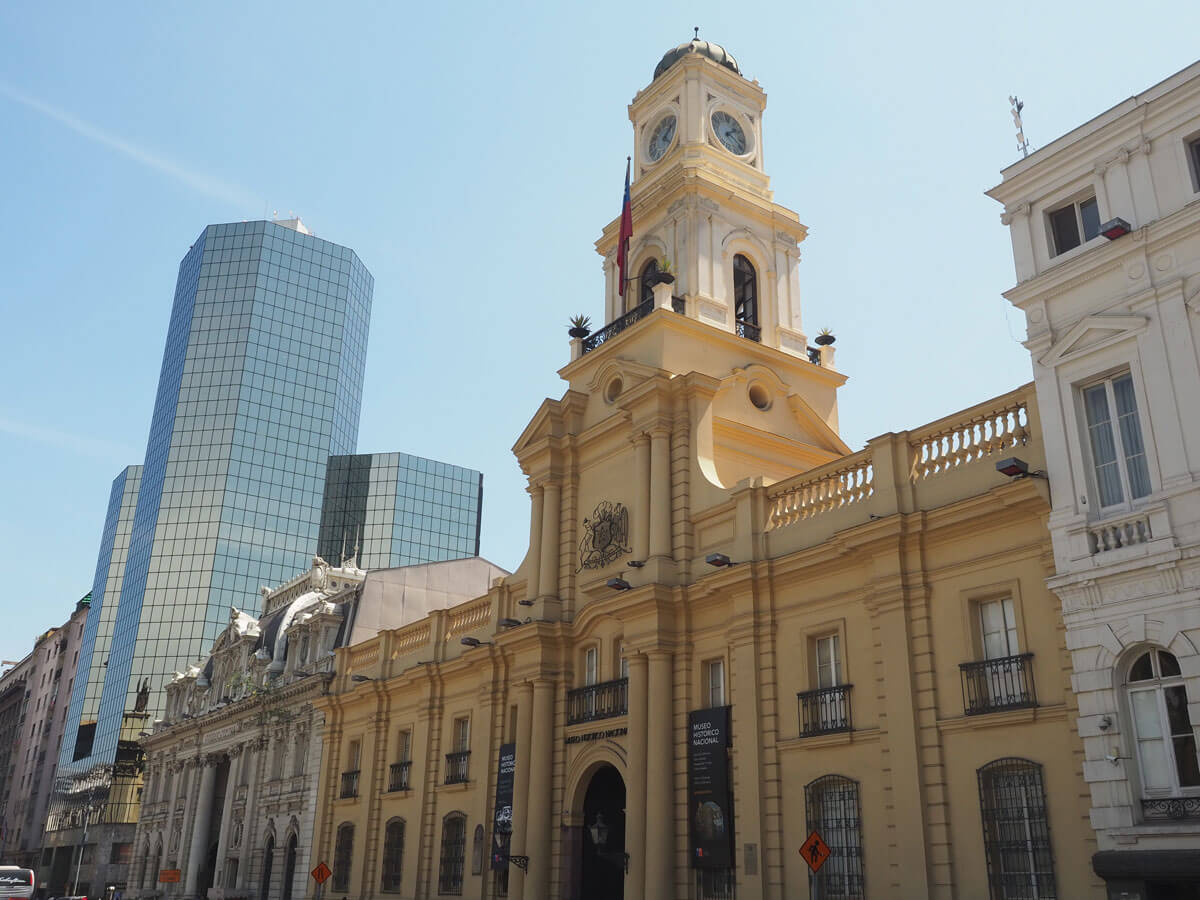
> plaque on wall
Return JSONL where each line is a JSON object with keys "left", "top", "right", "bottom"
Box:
{"left": 577, "top": 501, "right": 630, "bottom": 570}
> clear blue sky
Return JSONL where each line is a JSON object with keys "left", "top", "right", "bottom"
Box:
{"left": 2, "top": 2, "right": 1198, "bottom": 660}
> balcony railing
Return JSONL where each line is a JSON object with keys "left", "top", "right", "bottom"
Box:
{"left": 960, "top": 653, "right": 1036, "bottom": 715}
{"left": 582, "top": 300, "right": 653, "bottom": 354}
{"left": 1142, "top": 797, "right": 1200, "bottom": 821}
{"left": 339, "top": 770, "right": 360, "bottom": 799}
{"left": 444, "top": 750, "right": 470, "bottom": 785}
{"left": 735, "top": 318, "right": 761, "bottom": 342}
{"left": 798, "top": 684, "right": 853, "bottom": 737}
{"left": 388, "top": 761, "right": 411, "bottom": 793}
{"left": 567, "top": 678, "right": 629, "bottom": 725}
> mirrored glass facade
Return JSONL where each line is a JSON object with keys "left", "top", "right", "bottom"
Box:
{"left": 318, "top": 452, "right": 483, "bottom": 569}
{"left": 57, "top": 221, "right": 373, "bottom": 785}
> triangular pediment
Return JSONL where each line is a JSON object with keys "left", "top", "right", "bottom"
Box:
{"left": 1038, "top": 315, "right": 1147, "bottom": 368}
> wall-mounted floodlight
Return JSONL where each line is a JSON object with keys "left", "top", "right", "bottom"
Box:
{"left": 705, "top": 553, "right": 736, "bottom": 567}
{"left": 626, "top": 560, "right": 645, "bottom": 568}
{"left": 607, "top": 577, "right": 632, "bottom": 591}
{"left": 350, "top": 674, "right": 374, "bottom": 683}
{"left": 499, "top": 618, "right": 523, "bottom": 628}
{"left": 1100, "top": 218, "right": 1131, "bottom": 240}
{"left": 996, "top": 457, "right": 1029, "bottom": 478}
{"left": 517, "top": 599, "right": 535, "bottom": 607}
{"left": 460, "top": 637, "right": 492, "bottom": 648}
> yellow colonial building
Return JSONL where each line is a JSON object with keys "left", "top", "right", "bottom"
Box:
{"left": 311, "top": 38, "right": 1103, "bottom": 900}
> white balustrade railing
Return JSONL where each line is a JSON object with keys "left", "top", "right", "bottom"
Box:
{"left": 909, "top": 397, "right": 1029, "bottom": 481}
{"left": 767, "top": 452, "right": 874, "bottom": 530}
{"left": 1088, "top": 513, "right": 1152, "bottom": 554}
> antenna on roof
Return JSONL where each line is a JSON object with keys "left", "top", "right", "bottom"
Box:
{"left": 1009, "top": 95, "right": 1030, "bottom": 158}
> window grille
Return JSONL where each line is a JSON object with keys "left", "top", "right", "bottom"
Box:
{"left": 977, "top": 758, "right": 1057, "bottom": 899}
{"left": 332, "top": 822, "right": 354, "bottom": 892}
{"left": 804, "top": 775, "right": 865, "bottom": 899}
{"left": 381, "top": 818, "right": 405, "bottom": 892}
{"left": 438, "top": 814, "right": 467, "bottom": 895}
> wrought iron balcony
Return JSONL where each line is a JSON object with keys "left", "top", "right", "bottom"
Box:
{"left": 339, "top": 770, "right": 360, "bottom": 799}
{"left": 388, "top": 761, "right": 411, "bottom": 793}
{"left": 444, "top": 750, "right": 470, "bottom": 785}
{"left": 807, "top": 347, "right": 822, "bottom": 365}
{"left": 1142, "top": 797, "right": 1200, "bottom": 821}
{"left": 960, "top": 653, "right": 1036, "bottom": 715}
{"left": 797, "top": 684, "right": 853, "bottom": 737}
{"left": 567, "top": 677, "right": 629, "bottom": 725}
{"left": 735, "top": 319, "right": 761, "bottom": 343}
{"left": 582, "top": 300, "right": 653, "bottom": 353}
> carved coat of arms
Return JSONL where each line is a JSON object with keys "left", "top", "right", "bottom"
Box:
{"left": 577, "top": 501, "right": 631, "bottom": 571}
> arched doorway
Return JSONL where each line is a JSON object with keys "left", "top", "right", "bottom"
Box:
{"left": 579, "top": 764, "right": 626, "bottom": 900}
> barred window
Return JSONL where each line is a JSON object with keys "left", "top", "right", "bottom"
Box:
{"left": 978, "top": 758, "right": 1057, "bottom": 899}
{"left": 333, "top": 822, "right": 354, "bottom": 892}
{"left": 381, "top": 818, "right": 405, "bottom": 892}
{"left": 438, "top": 813, "right": 467, "bottom": 895}
{"left": 804, "top": 775, "right": 865, "bottom": 899}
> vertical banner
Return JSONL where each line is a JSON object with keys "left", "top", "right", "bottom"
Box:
{"left": 491, "top": 742, "right": 516, "bottom": 870}
{"left": 688, "top": 707, "right": 733, "bottom": 868}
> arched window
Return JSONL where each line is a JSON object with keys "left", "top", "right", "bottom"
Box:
{"left": 638, "top": 259, "right": 659, "bottom": 309}
{"left": 977, "top": 758, "right": 1056, "bottom": 898}
{"left": 332, "top": 822, "right": 354, "bottom": 892}
{"left": 471, "top": 823, "right": 485, "bottom": 875}
{"left": 438, "top": 813, "right": 467, "bottom": 896}
{"left": 1126, "top": 648, "right": 1200, "bottom": 812}
{"left": 281, "top": 833, "right": 298, "bottom": 900}
{"left": 804, "top": 775, "right": 865, "bottom": 899}
{"left": 260, "top": 835, "right": 275, "bottom": 899}
{"left": 733, "top": 254, "right": 758, "bottom": 328}
{"left": 381, "top": 818, "right": 406, "bottom": 892}
{"left": 146, "top": 839, "right": 161, "bottom": 890}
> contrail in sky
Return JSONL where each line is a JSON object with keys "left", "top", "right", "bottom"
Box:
{"left": 0, "top": 81, "right": 257, "bottom": 209}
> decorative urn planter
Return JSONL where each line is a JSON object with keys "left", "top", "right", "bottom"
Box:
{"left": 649, "top": 271, "right": 676, "bottom": 286}
{"left": 569, "top": 326, "right": 591, "bottom": 339}
{"left": 815, "top": 333, "right": 836, "bottom": 346}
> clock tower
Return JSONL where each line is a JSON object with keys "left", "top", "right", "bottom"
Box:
{"left": 596, "top": 35, "right": 817, "bottom": 365}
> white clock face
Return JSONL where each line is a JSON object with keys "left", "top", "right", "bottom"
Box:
{"left": 711, "top": 110, "right": 747, "bottom": 155}
{"left": 647, "top": 114, "right": 677, "bottom": 162}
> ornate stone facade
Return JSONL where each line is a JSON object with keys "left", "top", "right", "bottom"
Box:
{"left": 990, "top": 60, "right": 1200, "bottom": 897}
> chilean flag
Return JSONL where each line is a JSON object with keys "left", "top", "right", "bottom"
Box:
{"left": 616, "top": 157, "right": 633, "bottom": 297}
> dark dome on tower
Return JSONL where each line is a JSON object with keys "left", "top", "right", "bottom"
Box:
{"left": 653, "top": 36, "right": 740, "bottom": 81}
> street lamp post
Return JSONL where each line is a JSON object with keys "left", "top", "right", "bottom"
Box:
{"left": 72, "top": 793, "right": 96, "bottom": 897}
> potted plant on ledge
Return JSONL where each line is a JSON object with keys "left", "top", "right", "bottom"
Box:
{"left": 568, "top": 315, "right": 592, "bottom": 339}
{"left": 815, "top": 328, "right": 836, "bottom": 346}
{"left": 649, "top": 257, "right": 676, "bottom": 286}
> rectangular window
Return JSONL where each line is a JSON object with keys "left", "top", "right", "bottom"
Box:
{"left": 1082, "top": 373, "right": 1152, "bottom": 508}
{"left": 814, "top": 634, "right": 841, "bottom": 689}
{"left": 705, "top": 659, "right": 726, "bottom": 708}
{"left": 1048, "top": 195, "right": 1100, "bottom": 255}
{"left": 584, "top": 647, "right": 598, "bottom": 686}
{"left": 617, "top": 643, "right": 629, "bottom": 680}
{"left": 347, "top": 738, "right": 361, "bottom": 771}
{"left": 1188, "top": 137, "right": 1200, "bottom": 192}
{"left": 453, "top": 717, "right": 470, "bottom": 753}
{"left": 397, "top": 729, "right": 411, "bottom": 762}
{"left": 979, "top": 597, "right": 1019, "bottom": 660}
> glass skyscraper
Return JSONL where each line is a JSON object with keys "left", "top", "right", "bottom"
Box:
{"left": 318, "top": 452, "right": 483, "bottom": 569}
{"left": 59, "top": 219, "right": 372, "bottom": 776}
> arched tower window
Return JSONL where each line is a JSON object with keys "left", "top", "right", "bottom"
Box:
{"left": 1126, "top": 648, "right": 1200, "bottom": 814}
{"left": 332, "top": 822, "right": 354, "bottom": 892}
{"left": 733, "top": 254, "right": 758, "bottom": 327}
{"left": 804, "top": 775, "right": 865, "bottom": 898}
{"left": 381, "top": 818, "right": 406, "bottom": 892}
{"left": 638, "top": 259, "right": 659, "bottom": 309}
{"left": 977, "top": 758, "right": 1056, "bottom": 898}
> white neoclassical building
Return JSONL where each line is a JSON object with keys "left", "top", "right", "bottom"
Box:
{"left": 989, "top": 60, "right": 1200, "bottom": 898}
{"left": 129, "top": 555, "right": 506, "bottom": 900}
